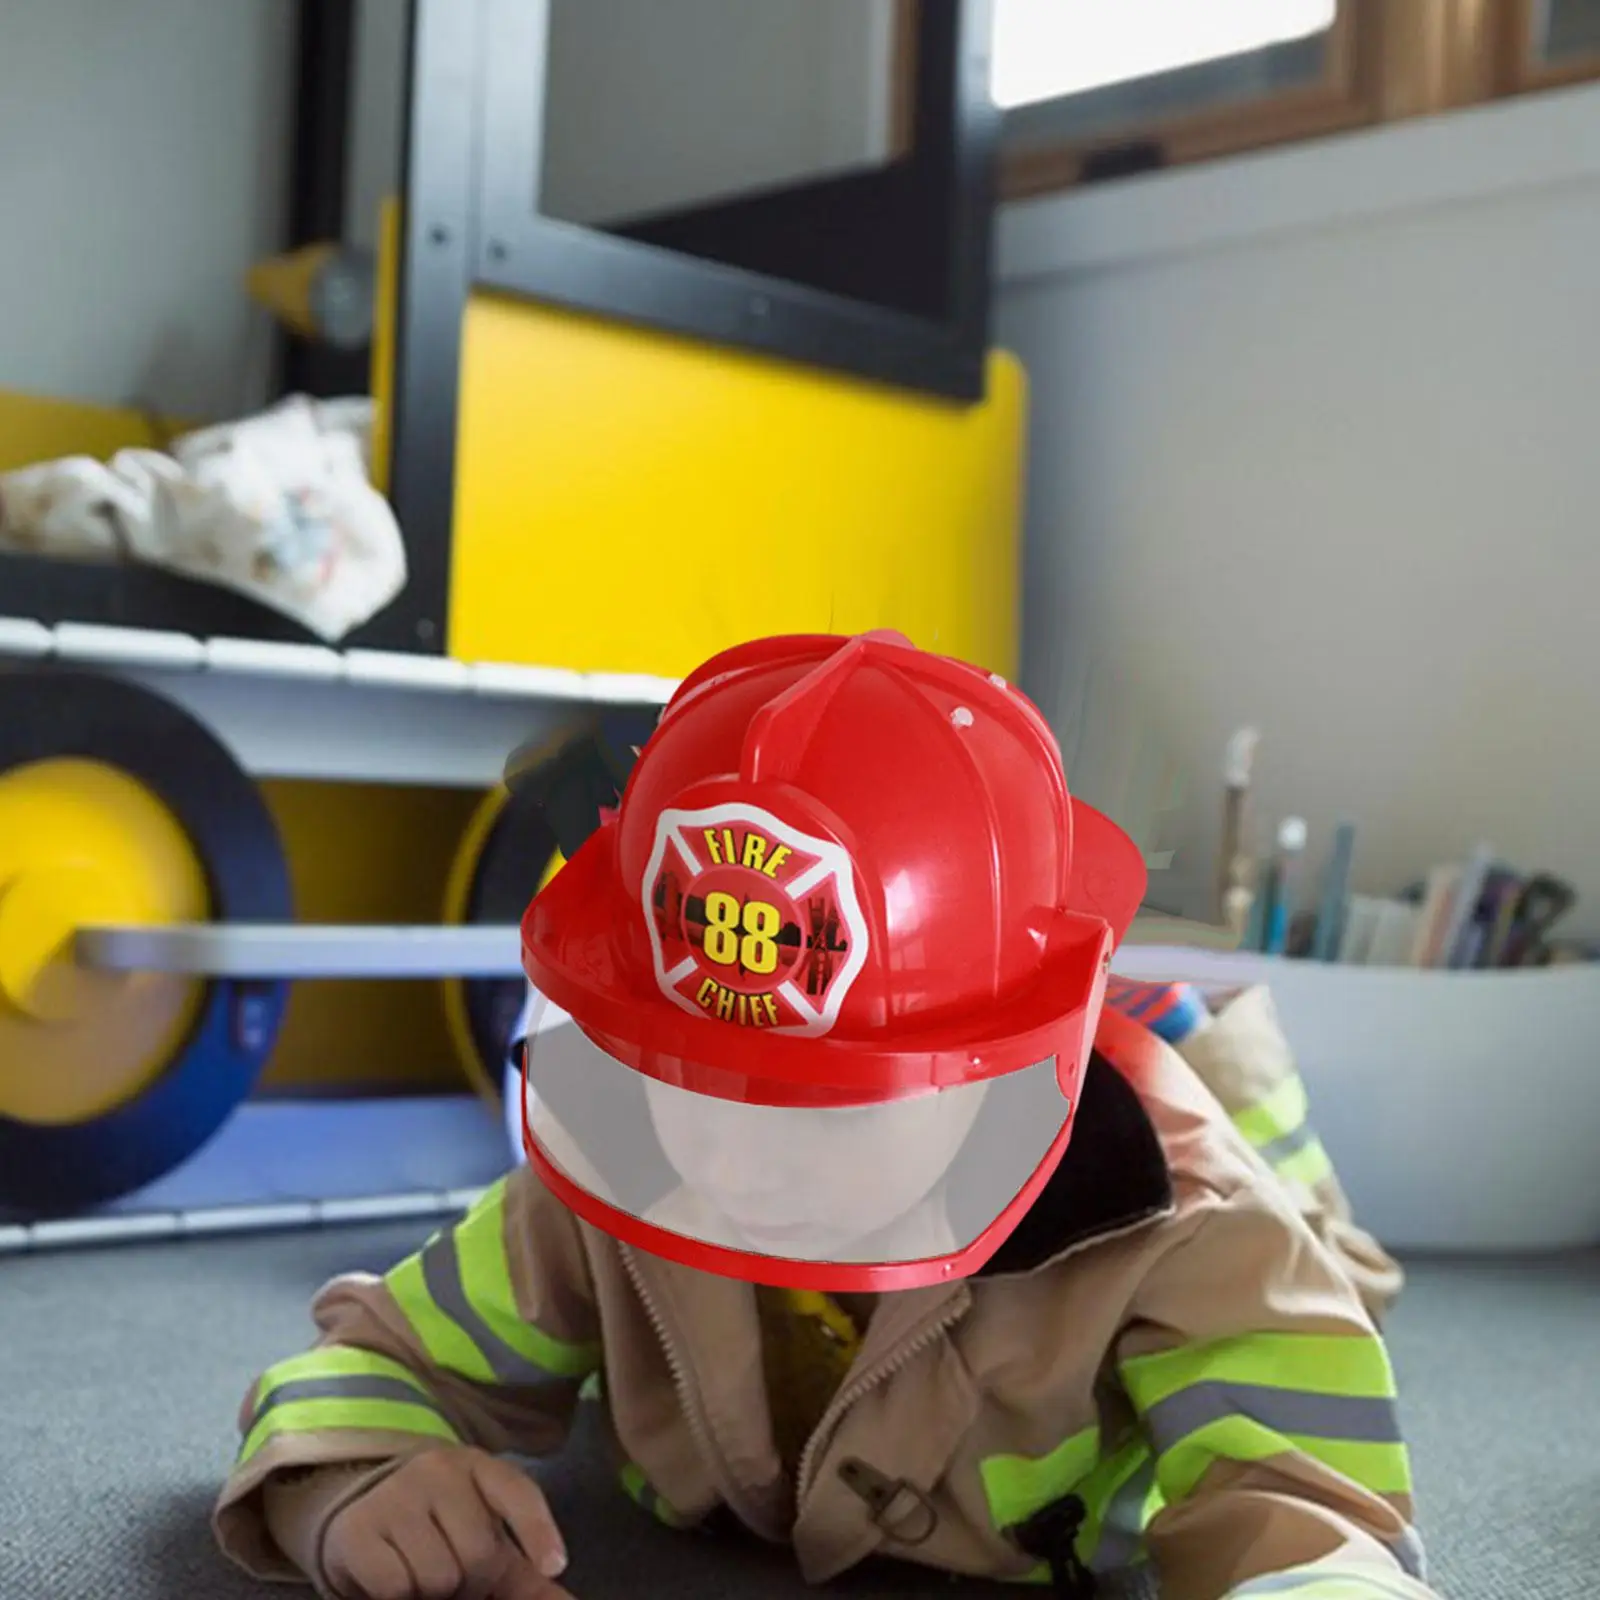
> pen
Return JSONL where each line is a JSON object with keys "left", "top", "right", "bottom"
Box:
{"left": 1264, "top": 817, "right": 1307, "bottom": 956}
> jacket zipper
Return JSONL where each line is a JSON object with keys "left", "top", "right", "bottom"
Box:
{"left": 618, "top": 1247, "right": 784, "bottom": 1541}
{"left": 795, "top": 1292, "right": 968, "bottom": 1505}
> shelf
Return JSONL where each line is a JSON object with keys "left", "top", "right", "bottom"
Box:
{"left": 0, "top": 616, "right": 679, "bottom": 704}
{"left": 0, "top": 616, "right": 680, "bottom": 787}
{"left": 0, "top": 1093, "right": 510, "bottom": 1254}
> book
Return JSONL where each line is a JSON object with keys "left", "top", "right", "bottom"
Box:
{"left": 1475, "top": 870, "right": 1525, "bottom": 968}
{"left": 1336, "top": 895, "right": 1383, "bottom": 965}
{"left": 1367, "top": 900, "right": 1422, "bottom": 967}
{"left": 1409, "top": 864, "right": 1462, "bottom": 967}
{"left": 1439, "top": 843, "right": 1495, "bottom": 969}
{"left": 1311, "top": 822, "right": 1356, "bottom": 962}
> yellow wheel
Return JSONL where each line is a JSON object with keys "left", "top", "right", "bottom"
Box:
{"left": 0, "top": 759, "right": 208, "bottom": 1126}
{"left": 443, "top": 706, "right": 663, "bottom": 1110}
{"left": 0, "top": 669, "right": 292, "bottom": 1216}
{"left": 441, "top": 782, "right": 563, "bottom": 1108}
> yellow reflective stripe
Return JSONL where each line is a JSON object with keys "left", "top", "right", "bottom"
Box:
{"left": 240, "top": 1396, "right": 457, "bottom": 1466}
{"left": 256, "top": 1345, "right": 432, "bottom": 1400}
{"left": 620, "top": 1462, "right": 686, "bottom": 1528}
{"left": 1155, "top": 1415, "right": 1413, "bottom": 1504}
{"left": 1121, "top": 1332, "right": 1398, "bottom": 1409}
{"left": 240, "top": 1345, "right": 457, "bottom": 1465}
{"left": 1121, "top": 1333, "right": 1410, "bottom": 1505}
{"left": 1232, "top": 1077, "right": 1309, "bottom": 1147}
{"left": 620, "top": 1462, "right": 650, "bottom": 1506}
{"left": 978, "top": 1423, "right": 1101, "bottom": 1531}
{"left": 1075, "top": 1434, "right": 1157, "bottom": 1568}
{"left": 385, "top": 1179, "right": 601, "bottom": 1385}
{"left": 1277, "top": 1135, "right": 1335, "bottom": 1188}
{"left": 1230, "top": 1077, "right": 1337, "bottom": 1189}
{"left": 452, "top": 1179, "right": 601, "bottom": 1379}
{"left": 387, "top": 1251, "right": 492, "bottom": 1381}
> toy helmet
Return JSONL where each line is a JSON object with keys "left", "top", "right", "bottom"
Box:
{"left": 519, "top": 631, "right": 1146, "bottom": 1291}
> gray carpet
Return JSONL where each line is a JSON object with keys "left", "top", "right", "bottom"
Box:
{"left": 1, "top": 1222, "right": 1595, "bottom": 1599}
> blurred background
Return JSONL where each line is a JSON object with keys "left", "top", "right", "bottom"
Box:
{"left": 0, "top": 4, "right": 1595, "bottom": 1597}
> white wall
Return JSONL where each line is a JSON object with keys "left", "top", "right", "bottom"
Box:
{"left": 997, "top": 83, "right": 1600, "bottom": 936}
{"left": 0, "top": 0, "right": 888, "bottom": 420}
{"left": 0, "top": 0, "right": 296, "bottom": 420}
{"left": 346, "top": 0, "right": 412, "bottom": 253}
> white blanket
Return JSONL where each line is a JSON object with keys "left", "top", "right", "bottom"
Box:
{"left": 0, "top": 395, "right": 406, "bottom": 642}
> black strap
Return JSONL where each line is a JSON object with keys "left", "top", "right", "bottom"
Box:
{"left": 503, "top": 708, "right": 661, "bottom": 861}
{"left": 1012, "top": 1495, "right": 1097, "bottom": 1599}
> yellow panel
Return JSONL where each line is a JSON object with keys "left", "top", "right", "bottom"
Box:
{"left": 257, "top": 779, "right": 482, "bottom": 1095}
{"left": 0, "top": 388, "right": 173, "bottom": 476}
{"left": 447, "top": 295, "right": 1025, "bottom": 681}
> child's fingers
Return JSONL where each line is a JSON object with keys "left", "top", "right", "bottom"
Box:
{"left": 323, "top": 1535, "right": 413, "bottom": 1600}
{"left": 426, "top": 1471, "right": 507, "bottom": 1600}
{"left": 383, "top": 1516, "right": 463, "bottom": 1600}
{"left": 493, "top": 1567, "right": 576, "bottom": 1600}
{"left": 468, "top": 1455, "right": 568, "bottom": 1579}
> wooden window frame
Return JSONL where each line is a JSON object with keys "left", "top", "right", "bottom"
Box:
{"left": 1495, "top": 0, "right": 1600, "bottom": 90}
{"left": 989, "top": 0, "right": 1594, "bottom": 202}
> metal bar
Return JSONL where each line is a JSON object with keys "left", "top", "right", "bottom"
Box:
{"left": 0, "top": 1188, "right": 486, "bottom": 1256}
{"left": 77, "top": 923, "right": 525, "bottom": 979}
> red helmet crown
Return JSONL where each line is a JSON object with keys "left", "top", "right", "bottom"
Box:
{"left": 524, "top": 632, "right": 1145, "bottom": 1096}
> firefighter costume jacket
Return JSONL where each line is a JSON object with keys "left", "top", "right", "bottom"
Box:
{"left": 213, "top": 996, "right": 1435, "bottom": 1600}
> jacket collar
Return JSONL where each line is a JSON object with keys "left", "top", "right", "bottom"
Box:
{"left": 977, "top": 1049, "right": 1175, "bottom": 1280}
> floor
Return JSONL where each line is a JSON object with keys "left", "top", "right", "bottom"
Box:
{"left": 1, "top": 1221, "right": 1595, "bottom": 1599}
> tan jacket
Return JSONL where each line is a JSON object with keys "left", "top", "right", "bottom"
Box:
{"left": 1169, "top": 984, "right": 1404, "bottom": 1327}
{"left": 215, "top": 1005, "right": 1434, "bottom": 1600}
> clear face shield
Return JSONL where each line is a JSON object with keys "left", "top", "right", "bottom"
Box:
{"left": 519, "top": 992, "right": 1076, "bottom": 1283}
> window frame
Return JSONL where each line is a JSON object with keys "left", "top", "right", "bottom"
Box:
{"left": 1495, "top": 0, "right": 1600, "bottom": 91}
{"left": 990, "top": 0, "right": 1594, "bottom": 202}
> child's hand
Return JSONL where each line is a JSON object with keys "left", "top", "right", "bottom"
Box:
{"left": 323, "top": 1445, "right": 571, "bottom": 1600}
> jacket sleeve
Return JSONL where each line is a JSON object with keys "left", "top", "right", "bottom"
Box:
{"left": 1113, "top": 1173, "right": 1437, "bottom": 1600}
{"left": 1175, "top": 985, "right": 1405, "bottom": 1326}
{"left": 213, "top": 1164, "right": 601, "bottom": 1590}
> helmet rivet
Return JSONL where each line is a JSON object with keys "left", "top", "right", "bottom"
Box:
{"left": 951, "top": 707, "right": 975, "bottom": 730}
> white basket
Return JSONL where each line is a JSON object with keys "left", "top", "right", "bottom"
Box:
{"left": 1113, "top": 947, "right": 1600, "bottom": 1253}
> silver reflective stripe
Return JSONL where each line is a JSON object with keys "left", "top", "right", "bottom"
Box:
{"left": 1231, "top": 1568, "right": 1420, "bottom": 1600}
{"left": 1392, "top": 1524, "right": 1428, "bottom": 1580}
{"left": 1092, "top": 1455, "right": 1158, "bottom": 1572}
{"left": 419, "top": 1230, "right": 552, "bottom": 1386}
{"left": 1255, "top": 1120, "right": 1320, "bottom": 1170}
{"left": 1143, "top": 1381, "right": 1403, "bottom": 1450}
{"left": 249, "top": 1374, "right": 429, "bottom": 1428}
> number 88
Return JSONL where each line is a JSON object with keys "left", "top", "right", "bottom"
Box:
{"left": 704, "top": 891, "right": 781, "bottom": 976}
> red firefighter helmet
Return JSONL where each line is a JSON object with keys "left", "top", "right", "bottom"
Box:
{"left": 520, "top": 631, "right": 1146, "bottom": 1291}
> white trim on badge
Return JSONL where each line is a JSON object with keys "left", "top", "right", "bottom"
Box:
{"left": 641, "top": 802, "right": 871, "bottom": 1038}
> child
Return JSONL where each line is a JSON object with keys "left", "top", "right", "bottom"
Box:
{"left": 215, "top": 632, "right": 1437, "bottom": 1600}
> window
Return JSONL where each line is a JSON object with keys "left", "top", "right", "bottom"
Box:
{"left": 992, "top": 0, "right": 1600, "bottom": 198}
{"left": 1503, "top": 0, "right": 1600, "bottom": 84}
{"left": 990, "top": 0, "right": 1339, "bottom": 110}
